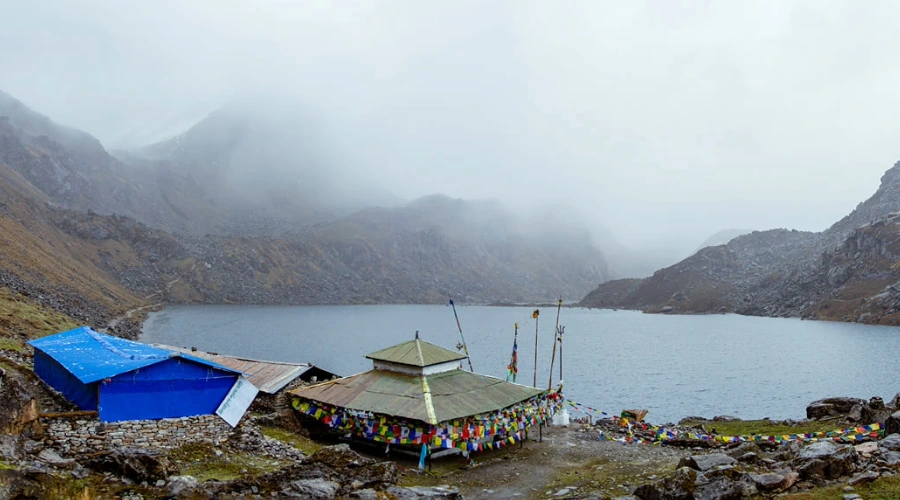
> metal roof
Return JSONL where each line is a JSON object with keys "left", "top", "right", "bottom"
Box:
{"left": 28, "top": 327, "right": 239, "bottom": 384}
{"left": 365, "top": 339, "right": 466, "bottom": 367}
{"left": 158, "top": 345, "right": 338, "bottom": 394}
{"left": 291, "top": 368, "right": 545, "bottom": 425}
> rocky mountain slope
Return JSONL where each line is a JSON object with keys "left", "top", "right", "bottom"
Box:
{"left": 0, "top": 90, "right": 610, "bottom": 307}
{"left": 580, "top": 162, "right": 900, "bottom": 324}
{"left": 0, "top": 159, "right": 151, "bottom": 339}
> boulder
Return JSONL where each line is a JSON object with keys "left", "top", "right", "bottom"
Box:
{"left": 383, "top": 485, "right": 462, "bottom": 499}
{"left": 166, "top": 476, "right": 199, "bottom": 498}
{"left": 877, "top": 450, "right": 900, "bottom": 467}
{"left": 848, "top": 471, "right": 879, "bottom": 486}
{"left": 86, "top": 447, "right": 178, "bottom": 482}
{"left": 749, "top": 472, "right": 798, "bottom": 492}
{"left": 633, "top": 466, "right": 696, "bottom": 500}
{"left": 345, "top": 461, "right": 398, "bottom": 489}
{"left": 696, "top": 466, "right": 742, "bottom": 483}
{"left": 285, "top": 478, "right": 341, "bottom": 499}
{"left": 870, "top": 397, "right": 885, "bottom": 410}
{"left": 885, "top": 412, "right": 900, "bottom": 436}
{"left": 694, "top": 478, "right": 754, "bottom": 500}
{"left": 774, "top": 441, "right": 801, "bottom": 461}
{"left": 881, "top": 433, "right": 900, "bottom": 452}
{"left": 854, "top": 442, "right": 878, "bottom": 456}
{"left": 806, "top": 398, "right": 867, "bottom": 420}
{"left": 310, "top": 444, "right": 374, "bottom": 469}
{"left": 888, "top": 393, "right": 900, "bottom": 410}
{"left": 806, "top": 403, "right": 835, "bottom": 420}
{"left": 22, "top": 440, "right": 42, "bottom": 455}
{"left": 795, "top": 441, "right": 858, "bottom": 481}
{"left": 725, "top": 442, "right": 760, "bottom": 459}
{"left": 0, "top": 435, "right": 20, "bottom": 461}
{"left": 0, "top": 375, "right": 42, "bottom": 439}
{"left": 36, "top": 449, "right": 75, "bottom": 468}
{"left": 848, "top": 404, "right": 863, "bottom": 422}
{"left": 679, "top": 454, "right": 737, "bottom": 472}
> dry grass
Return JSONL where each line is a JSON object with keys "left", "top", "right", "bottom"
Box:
{"left": 259, "top": 425, "right": 324, "bottom": 455}
{"left": 678, "top": 419, "right": 843, "bottom": 437}
{"left": 778, "top": 475, "right": 900, "bottom": 500}
{"left": 0, "top": 288, "right": 79, "bottom": 340}
{"left": 169, "top": 443, "right": 284, "bottom": 483}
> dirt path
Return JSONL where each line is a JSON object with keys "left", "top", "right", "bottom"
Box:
{"left": 102, "top": 264, "right": 194, "bottom": 334}
{"left": 397, "top": 424, "right": 690, "bottom": 499}
{"left": 100, "top": 302, "right": 164, "bottom": 334}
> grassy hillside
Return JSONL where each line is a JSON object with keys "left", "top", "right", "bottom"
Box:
{"left": 0, "top": 160, "right": 148, "bottom": 338}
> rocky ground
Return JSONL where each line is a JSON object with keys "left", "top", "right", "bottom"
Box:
{"left": 5, "top": 364, "right": 900, "bottom": 500}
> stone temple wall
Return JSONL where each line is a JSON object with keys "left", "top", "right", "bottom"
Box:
{"left": 42, "top": 414, "right": 233, "bottom": 455}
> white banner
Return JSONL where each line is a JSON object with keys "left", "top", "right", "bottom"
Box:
{"left": 216, "top": 377, "right": 259, "bottom": 427}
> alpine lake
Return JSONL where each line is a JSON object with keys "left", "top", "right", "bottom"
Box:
{"left": 140, "top": 305, "right": 900, "bottom": 425}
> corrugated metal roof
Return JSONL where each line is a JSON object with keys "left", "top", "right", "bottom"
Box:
{"left": 366, "top": 339, "right": 466, "bottom": 367}
{"left": 291, "top": 368, "right": 544, "bottom": 425}
{"left": 159, "top": 345, "right": 337, "bottom": 394}
{"left": 28, "top": 327, "right": 239, "bottom": 384}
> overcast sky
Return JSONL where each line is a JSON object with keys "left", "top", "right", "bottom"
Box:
{"left": 2, "top": 0, "right": 899, "bottom": 252}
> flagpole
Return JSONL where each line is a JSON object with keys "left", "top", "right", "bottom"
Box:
{"left": 532, "top": 309, "right": 540, "bottom": 387}
{"left": 506, "top": 323, "right": 518, "bottom": 383}
{"left": 548, "top": 297, "right": 562, "bottom": 390}
{"left": 449, "top": 294, "right": 475, "bottom": 372}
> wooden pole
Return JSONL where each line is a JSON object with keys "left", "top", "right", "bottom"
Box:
{"left": 449, "top": 294, "right": 475, "bottom": 372}
{"left": 548, "top": 297, "right": 562, "bottom": 389}
{"left": 39, "top": 410, "right": 99, "bottom": 419}
{"left": 532, "top": 309, "right": 540, "bottom": 387}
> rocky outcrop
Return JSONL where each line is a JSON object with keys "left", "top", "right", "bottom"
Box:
{"left": 633, "top": 466, "right": 697, "bottom": 500}
{"left": 806, "top": 397, "right": 868, "bottom": 420}
{"left": 794, "top": 441, "right": 858, "bottom": 480}
{"left": 580, "top": 229, "right": 821, "bottom": 314}
{"left": 635, "top": 430, "right": 900, "bottom": 500}
{"left": 678, "top": 454, "right": 736, "bottom": 472}
{"left": 581, "top": 161, "right": 900, "bottom": 325}
{"left": 86, "top": 448, "right": 178, "bottom": 483}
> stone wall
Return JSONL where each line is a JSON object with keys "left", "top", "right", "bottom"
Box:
{"left": 43, "top": 414, "right": 234, "bottom": 455}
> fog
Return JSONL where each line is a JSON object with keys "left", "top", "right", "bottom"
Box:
{"left": 3, "top": 0, "right": 899, "bottom": 258}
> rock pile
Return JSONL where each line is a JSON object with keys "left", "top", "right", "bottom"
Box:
{"left": 633, "top": 433, "right": 900, "bottom": 499}
{"left": 806, "top": 395, "right": 899, "bottom": 424}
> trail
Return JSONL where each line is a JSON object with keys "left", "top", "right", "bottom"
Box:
{"left": 102, "top": 264, "right": 194, "bottom": 334}
{"left": 100, "top": 302, "right": 164, "bottom": 334}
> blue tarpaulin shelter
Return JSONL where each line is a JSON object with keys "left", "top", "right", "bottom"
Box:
{"left": 29, "top": 327, "right": 241, "bottom": 422}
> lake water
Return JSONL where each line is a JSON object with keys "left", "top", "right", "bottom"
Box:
{"left": 141, "top": 305, "right": 900, "bottom": 424}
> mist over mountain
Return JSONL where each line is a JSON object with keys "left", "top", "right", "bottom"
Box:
{"left": 137, "top": 98, "right": 399, "bottom": 217}
{"left": 0, "top": 89, "right": 610, "bottom": 305}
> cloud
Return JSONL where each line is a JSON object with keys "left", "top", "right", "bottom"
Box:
{"left": 1, "top": 0, "right": 898, "bottom": 253}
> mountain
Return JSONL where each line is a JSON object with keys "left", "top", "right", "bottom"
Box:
{"left": 0, "top": 90, "right": 223, "bottom": 235}
{"left": 695, "top": 229, "right": 751, "bottom": 252}
{"left": 0, "top": 157, "right": 154, "bottom": 339}
{"left": 580, "top": 228, "right": 820, "bottom": 313}
{"left": 0, "top": 90, "right": 611, "bottom": 307}
{"left": 580, "top": 161, "right": 900, "bottom": 324}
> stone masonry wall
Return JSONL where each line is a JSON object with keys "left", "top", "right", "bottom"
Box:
{"left": 42, "top": 414, "right": 234, "bottom": 455}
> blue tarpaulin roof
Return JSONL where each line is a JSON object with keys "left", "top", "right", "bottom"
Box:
{"left": 28, "top": 326, "right": 239, "bottom": 384}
